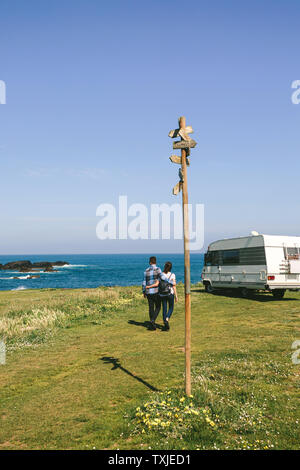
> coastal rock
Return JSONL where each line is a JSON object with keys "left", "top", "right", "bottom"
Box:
{"left": 3, "top": 260, "right": 32, "bottom": 270}
{"left": 32, "top": 262, "right": 53, "bottom": 269}
{"left": 19, "top": 267, "right": 30, "bottom": 273}
{"left": 19, "top": 267, "right": 41, "bottom": 273}
{"left": 1, "top": 260, "right": 70, "bottom": 271}
{"left": 44, "top": 266, "right": 54, "bottom": 272}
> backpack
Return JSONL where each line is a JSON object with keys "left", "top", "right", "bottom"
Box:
{"left": 159, "top": 273, "right": 172, "bottom": 296}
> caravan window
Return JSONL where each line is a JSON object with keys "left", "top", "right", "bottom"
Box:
{"left": 239, "top": 247, "right": 266, "bottom": 265}
{"left": 204, "top": 252, "right": 212, "bottom": 266}
{"left": 204, "top": 251, "right": 220, "bottom": 266}
{"left": 211, "top": 251, "right": 220, "bottom": 265}
{"left": 287, "top": 247, "right": 300, "bottom": 260}
{"left": 222, "top": 250, "right": 239, "bottom": 265}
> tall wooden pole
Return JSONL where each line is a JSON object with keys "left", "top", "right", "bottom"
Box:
{"left": 179, "top": 116, "right": 191, "bottom": 396}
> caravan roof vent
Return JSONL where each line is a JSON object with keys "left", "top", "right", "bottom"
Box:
{"left": 251, "top": 231, "right": 259, "bottom": 236}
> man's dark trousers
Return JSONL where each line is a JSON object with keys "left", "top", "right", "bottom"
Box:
{"left": 146, "top": 293, "right": 161, "bottom": 324}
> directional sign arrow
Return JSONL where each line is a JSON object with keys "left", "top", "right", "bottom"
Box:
{"left": 173, "top": 139, "right": 197, "bottom": 150}
{"left": 169, "top": 155, "right": 190, "bottom": 166}
{"left": 168, "top": 125, "right": 193, "bottom": 138}
{"left": 169, "top": 154, "right": 181, "bottom": 164}
{"left": 172, "top": 181, "right": 182, "bottom": 196}
{"left": 178, "top": 128, "right": 191, "bottom": 142}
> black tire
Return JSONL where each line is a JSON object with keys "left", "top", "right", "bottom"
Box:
{"left": 272, "top": 289, "right": 285, "bottom": 299}
{"left": 205, "top": 283, "right": 214, "bottom": 294}
{"left": 240, "top": 287, "right": 250, "bottom": 298}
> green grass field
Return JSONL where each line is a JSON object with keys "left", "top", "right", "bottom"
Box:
{"left": 0, "top": 285, "right": 299, "bottom": 450}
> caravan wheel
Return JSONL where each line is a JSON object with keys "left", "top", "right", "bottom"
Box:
{"left": 272, "top": 289, "right": 285, "bottom": 299}
{"left": 240, "top": 287, "right": 250, "bottom": 298}
{"left": 205, "top": 283, "right": 214, "bottom": 294}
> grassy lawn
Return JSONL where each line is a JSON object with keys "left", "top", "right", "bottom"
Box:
{"left": 0, "top": 285, "right": 299, "bottom": 450}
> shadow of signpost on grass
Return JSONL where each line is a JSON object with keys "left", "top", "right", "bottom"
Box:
{"left": 100, "top": 356, "right": 160, "bottom": 392}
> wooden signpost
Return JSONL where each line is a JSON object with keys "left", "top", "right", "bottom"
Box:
{"left": 173, "top": 139, "right": 197, "bottom": 150}
{"left": 172, "top": 181, "right": 182, "bottom": 195}
{"left": 169, "top": 155, "right": 190, "bottom": 166}
{"left": 168, "top": 125, "right": 193, "bottom": 139}
{"left": 169, "top": 116, "right": 196, "bottom": 396}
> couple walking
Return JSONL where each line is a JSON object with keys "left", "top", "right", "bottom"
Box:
{"left": 142, "top": 256, "right": 178, "bottom": 331}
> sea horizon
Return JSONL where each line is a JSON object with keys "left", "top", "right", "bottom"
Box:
{"left": 0, "top": 252, "right": 204, "bottom": 256}
{"left": 0, "top": 253, "right": 204, "bottom": 291}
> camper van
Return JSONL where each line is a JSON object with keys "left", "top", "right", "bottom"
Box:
{"left": 202, "top": 233, "right": 300, "bottom": 298}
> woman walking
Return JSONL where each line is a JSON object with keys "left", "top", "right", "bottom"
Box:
{"left": 146, "top": 261, "right": 177, "bottom": 330}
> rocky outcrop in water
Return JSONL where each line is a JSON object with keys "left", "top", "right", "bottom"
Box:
{"left": 44, "top": 266, "right": 58, "bottom": 272}
{"left": 32, "top": 262, "right": 53, "bottom": 269}
{"left": 2, "top": 260, "right": 32, "bottom": 270}
{"left": 0, "top": 260, "right": 69, "bottom": 271}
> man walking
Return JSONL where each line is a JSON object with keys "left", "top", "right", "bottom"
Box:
{"left": 142, "top": 256, "right": 174, "bottom": 330}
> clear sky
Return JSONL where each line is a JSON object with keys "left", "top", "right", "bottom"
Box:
{"left": 0, "top": 0, "right": 299, "bottom": 254}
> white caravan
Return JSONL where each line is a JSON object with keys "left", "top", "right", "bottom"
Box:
{"left": 202, "top": 233, "right": 300, "bottom": 298}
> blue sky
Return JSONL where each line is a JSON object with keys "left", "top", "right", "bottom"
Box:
{"left": 0, "top": 0, "right": 299, "bottom": 254}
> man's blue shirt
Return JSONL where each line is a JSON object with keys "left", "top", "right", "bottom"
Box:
{"left": 142, "top": 264, "right": 174, "bottom": 294}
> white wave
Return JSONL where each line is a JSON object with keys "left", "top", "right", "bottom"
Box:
{"left": 11, "top": 285, "right": 27, "bottom": 291}
{"left": 55, "top": 264, "right": 87, "bottom": 268}
{"left": 6, "top": 275, "right": 30, "bottom": 280}
{"left": 3, "top": 271, "right": 44, "bottom": 274}
{"left": 4, "top": 274, "right": 42, "bottom": 280}
{"left": 43, "top": 271, "right": 62, "bottom": 274}
{"left": 1, "top": 271, "right": 61, "bottom": 278}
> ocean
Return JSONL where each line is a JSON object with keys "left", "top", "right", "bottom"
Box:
{"left": 0, "top": 254, "right": 204, "bottom": 291}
